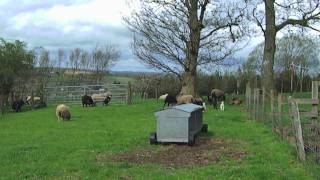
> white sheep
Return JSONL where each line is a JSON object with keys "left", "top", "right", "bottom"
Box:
{"left": 56, "top": 104, "right": 71, "bottom": 121}
{"left": 26, "top": 96, "right": 41, "bottom": 105}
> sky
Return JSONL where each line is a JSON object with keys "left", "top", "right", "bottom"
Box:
{"left": 0, "top": 0, "right": 155, "bottom": 72}
{"left": 0, "top": 0, "right": 281, "bottom": 72}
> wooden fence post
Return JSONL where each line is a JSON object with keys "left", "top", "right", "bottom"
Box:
{"left": 261, "top": 87, "right": 266, "bottom": 122}
{"left": 289, "top": 98, "right": 306, "bottom": 161}
{"left": 278, "top": 94, "right": 283, "bottom": 137}
{"left": 270, "top": 90, "right": 275, "bottom": 129}
{"left": 253, "top": 88, "right": 257, "bottom": 121}
{"left": 256, "top": 89, "right": 260, "bottom": 121}
{"left": 312, "top": 81, "right": 319, "bottom": 99}
{"left": 127, "top": 82, "right": 132, "bottom": 105}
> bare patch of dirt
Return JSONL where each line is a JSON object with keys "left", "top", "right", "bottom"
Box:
{"left": 97, "top": 137, "right": 246, "bottom": 168}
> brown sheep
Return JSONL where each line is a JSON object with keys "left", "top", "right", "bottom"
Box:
{"left": 56, "top": 104, "right": 71, "bottom": 121}
{"left": 176, "top": 95, "right": 194, "bottom": 104}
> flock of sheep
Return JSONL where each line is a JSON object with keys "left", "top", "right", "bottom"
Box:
{"left": 160, "top": 88, "right": 242, "bottom": 111}
{"left": 12, "top": 88, "right": 243, "bottom": 122}
{"left": 55, "top": 92, "right": 112, "bottom": 122}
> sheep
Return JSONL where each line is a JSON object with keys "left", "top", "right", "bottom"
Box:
{"left": 103, "top": 96, "right": 111, "bottom": 106}
{"left": 82, "top": 95, "right": 95, "bottom": 107}
{"left": 11, "top": 99, "right": 25, "bottom": 112}
{"left": 211, "top": 89, "right": 226, "bottom": 109}
{"left": 26, "top": 96, "right": 41, "bottom": 105}
{"left": 91, "top": 92, "right": 112, "bottom": 106}
{"left": 231, "top": 97, "right": 243, "bottom": 105}
{"left": 220, "top": 101, "right": 225, "bottom": 111}
{"left": 192, "top": 97, "right": 206, "bottom": 111}
{"left": 56, "top": 104, "right": 71, "bottom": 121}
{"left": 163, "top": 94, "right": 177, "bottom": 107}
{"left": 177, "top": 95, "right": 194, "bottom": 104}
{"left": 159, "top": 93, "right": 168, "bottom": 100}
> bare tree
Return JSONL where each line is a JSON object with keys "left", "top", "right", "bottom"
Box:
{"left": 69, "top": 48, "right": 81, "bottom": 85}
{"left": 36, "top": 48, "right": 55, "bottom": 103}
{"left": 125, "top": 0, "right": 248, "bottom": 96}
{"left": 91, "top": 44, "right": 120, "bottom": 84}
{"left": 251, "top": 0, "right": 320, "bottom": 92}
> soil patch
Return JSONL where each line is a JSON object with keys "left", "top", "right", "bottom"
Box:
{"left": 97, "top": 137, "right": 246, "bottom": 168}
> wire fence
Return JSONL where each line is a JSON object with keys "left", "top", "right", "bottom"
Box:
{"left": 44, "top": 83, "right": 132, "bottom": 106}
{"left": 245, "top": 81, "right": 320, "bottom": 163}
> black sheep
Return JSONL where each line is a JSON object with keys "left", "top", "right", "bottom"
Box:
{"left": 163, "top": 95, "right": 177, "bottom": 108}
{"left": 11, "top": 99, "right": 25, "bottom": 112}
{"left": 82, "top": 95, "right": 95, "bottom": 107}
{"left": 103, "top": 96, "right": 111, "bottom": 106}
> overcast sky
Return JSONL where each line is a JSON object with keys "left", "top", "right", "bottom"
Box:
{"left": 0, "top": 0, "right": 263, "bottom": 72}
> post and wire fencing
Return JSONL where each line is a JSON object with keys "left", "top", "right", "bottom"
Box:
{"left": 245, "top": 81, "right": 320, "bottom": 163}
{"left": 44, "top": 82, "right": 132, "bottom": 106}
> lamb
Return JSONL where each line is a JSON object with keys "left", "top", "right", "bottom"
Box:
{"left": 163, "top": 94, "right": 177, "bottom": 107}
{"left": 56, "top": 104, "right": 71, "bottom": 121}
{"left": 220, "top": 101, "right": 225, "bottom": 111}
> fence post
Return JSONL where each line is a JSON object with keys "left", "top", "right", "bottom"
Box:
{"left": 261, "top": 87, "right": 266, "bottom": 122}
{"left": 127, "top": 82, "right": 132, "bottom": 105}
{"left": 289, "top": 98, "right": 306, "bottom": 161}
{"left": 256, "top": 89, "right": 260, "bottom": 121}
{"left": 270, "top": 90, "right": 275, "bottom": 130}
{"left": 246, "top": 83, "right": 251, "bottom": 120}
{"left": 312, "top": 81, "right": 319, "bottom": 99}
{"left": 278, "top": 94, "right": 283, "bottom": 137}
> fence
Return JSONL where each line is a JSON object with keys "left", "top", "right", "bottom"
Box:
{"left": 44, "top": 82, "right": 132, "bottom": 105}
{"left": 245, "top": 81, "right": 320, "bottom": 163}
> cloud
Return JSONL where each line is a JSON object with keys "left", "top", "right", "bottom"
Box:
{"left": 0, "top": 0, "right": 149, "bottom": 71}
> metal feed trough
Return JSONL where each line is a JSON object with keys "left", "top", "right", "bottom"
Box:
{"left": 150, "top": 103, "right": 208, "bottom": 145}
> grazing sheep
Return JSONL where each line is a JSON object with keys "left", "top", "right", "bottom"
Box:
{"left": 103, "top": 96, "right": 111, "bottom": 106}
{"left": 91, "top": 92, "right": 112, "bottom": 105}
{"left": 11, "top": 99, "right": 25, "bottom": 112}
{"left": 192, "top": 97, "right": 206, "bottom": 111}
{"left": 211, "top": 89, "right": 226, "bottom": 109}
{"left": 163, "top": 94, "right": 177, "bottom": 107}
{"left": 82, "top": 95, "right": 95, "bottom": 107}
{"left": 220, "top": 101, "right": 225, "bottom": 111}
{"left": 26, "top": 96, "right": 41, "bottom": 105}
{"left": 177, "top": 95, "right": 194, "bottom": 104}
{"left": 231, "top": 97, "right": 243, "bottom": 105}
{"left": 159, "top": 93, "right": 168, "bottom": 100}
{"left": 56, "top": 104, "right": 71, "bottom": 121}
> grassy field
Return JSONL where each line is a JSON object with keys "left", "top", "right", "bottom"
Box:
{"left": 0, "top": 100, "right": 318, "bottom": 179}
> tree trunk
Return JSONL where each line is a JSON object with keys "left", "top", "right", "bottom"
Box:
{"left": 180, "top": 70, "right": 197, "bottom": 96}
{"left": 179, "top": 0, "right": 201, "bottom": 97}
{"left": 262, "top": 0, "right": 277, "bottom": 92}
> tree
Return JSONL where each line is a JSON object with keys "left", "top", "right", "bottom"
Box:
{"left": 125, "top": 0, "right": 247, "bottom": 96}
{"left": 36, "top": 48, "right": 55, "bottom": 102}
{"left": 251, "top": 0, "right": 320, "bottom": 92}
{"left": 91, "top": 44, "right": 120, "bottom": 84}
{"left": 69, "top": 48, "right": 81, "bottom": 85}
{"left": 276, "top": 34, "right": 319, "bottom": 92}
{"left": 0, "top": 39, "right": 35, "bottom": 114}
{"left": 244, "top": 34, "right": 320, "bottom": 92}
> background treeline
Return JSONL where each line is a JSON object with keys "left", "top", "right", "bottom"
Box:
{"left": 0, "top": 39, "right": 120, "bottom": 113}
{"left": 133, "top": 34, "right": 320, "bottom": 98}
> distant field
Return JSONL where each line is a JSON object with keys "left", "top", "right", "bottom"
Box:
{"left": 0, "top": 100, "right": 319, "bottom": 179}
